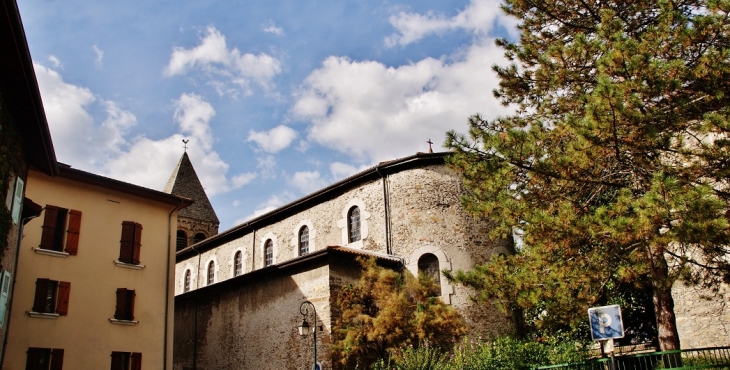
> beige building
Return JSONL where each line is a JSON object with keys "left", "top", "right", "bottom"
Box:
{"left": 4, "top": 164, "right": 190, "bottom": 369}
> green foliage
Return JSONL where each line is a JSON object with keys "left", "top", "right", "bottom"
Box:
{"left": 445, "top": 0, "right": 730, "bottom": 350}
{"left": 332, "top": 258, "right": 467, "bottom": 369}
{"left": 391, "top": 342, "right": 448, "bottom": 370}
{"left": 448, "top": 336, "right": 587, "bottom": 370}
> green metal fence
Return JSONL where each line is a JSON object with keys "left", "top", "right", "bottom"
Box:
{"left": 535, "top": 346, "right": 730, "bottom": 370}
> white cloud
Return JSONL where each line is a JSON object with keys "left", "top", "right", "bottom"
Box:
{"left": 257, "top": 155, "right": 277, "bottom": 179}
{"left": 34, "top": 63, "right": 254, "bottom": 197}
{"left": 289, "top": 171, "right": 327, "bottom": 195}
{"left": 48, "top": 55, "right": 62, "bottom": 69}
{"left": 92, "top": 45, "right": 104, "bottom": 69}
{"left": 247, "top": 125, "right": 297, "bottom": 153}
{"left": 330, "top": 162, "right": 369, "bottom": 181}
{"left": 232, "top": 200, "right": 241, "bottom": 207}
{"left": 235, "top": 193, "right": 292, "bottom": 224}
{"left": 164, "top": 26, "right": 282, "bottom": 97}
{"left": 385, "top": 0, "right": 519, "bottom": 47}
{"left": 291, "top": 40, "right": 511, "bottom": 164}
{"left": 262, "top": 20, "right": 285, "bottom": 36}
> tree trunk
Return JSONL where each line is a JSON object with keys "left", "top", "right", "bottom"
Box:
{"left": 649, "top": 248, "right": 681, "bottom": 351}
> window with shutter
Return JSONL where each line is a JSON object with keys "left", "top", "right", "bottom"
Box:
{"left": 264, "top": 240, "right": 273, "bottom": 267}
{"left": 39, "top": 205, "right": 82, "bottom": 255}
{"left": 114, "top": 288, "right": 135, "bottom": 321}
{"left": 119, "top": 222, "right": 142, "bottom": 265}
{"left": 176, "top": 230, "right": 187, "bottom": 251}
{"left": 111, "top": 351, "right": 141, "bottom": 370}
{"left": 26, "top": 347, "right": 63, "bottom": 370}
{"left": 0, "top": 270, "right": 11, "bottom": 328}
{"left": 31, "top": 279, "right": 70, "bottom": 316}
{"left": 10, "top": 176, "right": 23, "bottom": 225}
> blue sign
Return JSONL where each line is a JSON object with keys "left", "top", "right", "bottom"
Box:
{"left": 588, "top": 305, "right": 624, "bottom": 341}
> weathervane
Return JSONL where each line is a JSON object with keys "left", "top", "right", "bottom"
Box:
{"left": 427, "top": 139, "right": 433, "bottom": 153}
{"left": 182, "top": 139, "right": 189, "bottom": 152}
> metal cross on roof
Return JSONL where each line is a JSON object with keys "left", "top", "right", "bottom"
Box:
{"left": 182, "top": 139, "right": 190, "bottom": 152}
{"left": 427, "top": 139, "right": 433, "bottom": 153}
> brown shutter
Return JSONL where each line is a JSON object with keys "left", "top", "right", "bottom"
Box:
{"left": 50, "top": 348, "right": 64, "bottom": 370}
{"left": 110, "top": 352, "right": 124, "bottom": 369}
{"left": 131, "top": 352, "right": 142, "bottom": 370}
{"left": 56, "top": 282, "right": 71, "bottom": 315}
{"left": 128, "top": 290, "right": 136, "bottom": 321}
{"left": 132, "top": 223, "right": 142, "bottom": 265}
{"left": 40, "top": 206, "right": 59, "bottom": 249}
{"left": 120, "top": 222, "right": 135, "bottom": 263}
{"left": 33, "top": 279, "right": 50, "bottom": 312}
{"left": 115, "top": 288, "right": 127, "bottom": 320}
{"left": 64, "top": 210, "right": 82, "bottom": 255}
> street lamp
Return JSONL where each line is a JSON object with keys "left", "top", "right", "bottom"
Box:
{"left": 298, "top": 300, "right": 318, "bottom": 370}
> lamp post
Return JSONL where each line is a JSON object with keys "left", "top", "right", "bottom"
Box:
{"left": 297, "top": 301, "right": 318, "bottom": 370}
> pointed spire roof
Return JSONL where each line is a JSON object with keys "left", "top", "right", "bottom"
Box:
{"left": 164, "top": 152, "right": 219, "bottom": 224}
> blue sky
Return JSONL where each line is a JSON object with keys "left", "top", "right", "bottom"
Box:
{"left": 18, "top": 0, "right": 518, "bottom": 230}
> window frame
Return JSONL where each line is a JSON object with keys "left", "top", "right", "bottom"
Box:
{"left": 207, "top": 261, "right": 215, "bottom": 285}
{"left": 299, "top": 226, "right": 309, "bottom": 256}
{"left": 184, "top": 270, "right": 191, "bottom": 293}
{"left": 119, "top": 222, "right": 142, "bottom": 265}
{"left": 264, "top": 239, "right": 274, "bottom": 267}
{"left": 233, "top": 251, "right": 242, "bottom": 276}
{"left": 111, "top": 351, "right": 142, "bottom": 370}
{"left": 30, "top": 278, "right": 70, "bottom": 317}
{"left": 176, "top": 230, "right": 187, "bottom": 251}
{"left": 38, "top": 205, "right": 82, "bottom": 256}
{"left": 348, "top": 206, "right": 361, "bottom": 243}
{"left": 26, "top": 347, "right": 64, "bottom": 370}
{"left": 113, "top": 288, "right": 136, "bottom": 322}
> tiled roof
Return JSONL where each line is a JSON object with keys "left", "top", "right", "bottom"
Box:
{"left": 164, "top": 152, "right": 219, "bottom": 224}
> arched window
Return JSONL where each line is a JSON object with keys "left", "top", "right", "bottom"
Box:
{"left": 348, "top": 206, "right": 361, "bottom": 243}
{"left": 299, "top": 226, "right": 309, "bottom": 256}
{"left": 207, "top": 261, "right": 215, "bottom": 285}
{"left": 184, "top": 270, "right": 191, "bottom": 292}
{"left": 176, "top": 230, "right": 187, "bottom": 251}
{"left": 418, "top": 253, "right": 441, "bottom": 288}
{"left": 234, "top": 251, "right": 242, "bottom": 276}
{"left": 264, "top": 240, "right": 274, "bottom": 266}
{"left": 194, "top": 233, "right": 206, "bottom": 244}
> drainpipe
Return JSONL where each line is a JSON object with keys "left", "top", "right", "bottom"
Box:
{"left": 375, "top": 167, "right": 392, "bottom": 255}
{"left": 0, "top": 213, "right": 39, "bottom": 368}
{"left": 164, "top": 200, "right": 184, "bottom": 370}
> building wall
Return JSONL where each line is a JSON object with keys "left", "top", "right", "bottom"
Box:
{"left": 174, "top": 256, "right": 355, "bottom": 370}
{"left": 673, "top": 282, "right": 730, "bottom": 348}
{"left": 175, "top": 163, "right": 515, "bottom": 338}
{"left": 5, "top": 169, "right": 177, "bottom": 369}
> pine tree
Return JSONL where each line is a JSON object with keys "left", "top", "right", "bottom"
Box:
{"left": 446, "top": 0, "right": 730, "bottom": 350}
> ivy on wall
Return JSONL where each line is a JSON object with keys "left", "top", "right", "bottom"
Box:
{"left": 0, "top": 93, "right": 25, "bottom": 263}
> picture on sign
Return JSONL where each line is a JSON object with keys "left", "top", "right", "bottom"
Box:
{"left": 587, "top": 304, "right": 625, "bottom": 341}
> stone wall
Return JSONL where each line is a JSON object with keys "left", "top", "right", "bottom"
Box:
{"left": 175, "top": 163, "right": 516, "bottom": 338}
{"left": 174, "top": 254, "right": 363, "bottom": 370}
{"left": 673, "top": 282, "right": 730, "bottom": 348}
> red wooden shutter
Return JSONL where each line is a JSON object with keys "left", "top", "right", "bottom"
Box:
{"left": 56, "top": 282, "right": 71, "bottom": 315}
{"left": 26, "top": 348, "right": 47, "bottom": 368}
{"left": 128, "top": 290, "right": 136, "bottom": 321}
{"left": 132, "top": 223, "right": 142, "bottom": 265}
{"left": 33, "top": 279, "right": 50, "bottom": 312}
{"left": 64, "top": 210, "right": 82, "bottom": 255}
{"left": 120, "top": 222, "right": 135, "bottom": 263}
{"left": 115, "top": 288, "right": 127, "bottom": 320}
{"left": 39, "top": 206, "right": 59, "bottom": 249}
{"left": 50, "top": 348, "right": 64, "bottom": 370}
{"left": 131, "top": 352, "right": 142, "bottom": 370}
{"left": 110, "top": 352, "right": 124, "bottom": 369}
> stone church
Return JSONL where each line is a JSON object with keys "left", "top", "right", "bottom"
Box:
{"left": 167, "top": 151, "right": 515, "bottom": 370}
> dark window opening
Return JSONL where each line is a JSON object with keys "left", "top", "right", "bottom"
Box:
{"left": 348, "top": 206, "right": 361, "bottom": 243}
{"left": 114, "top": 288, "right": 136, "bottom": 321}
{"left": 32, "top": 279, "right": 70, "bottom": 315}
{"left": 176, "top": 230, "right": 187, "bottom": 251}
{"left": 26, "top": 347, "right": 64, "bottom": 370}
{"left": 110, "top": 351, "right": 141, "bottom": 370}
{"left": 207, "top": 261, "right": 215, "bottom": 285}
{"left": 264, "top": 240, "right": 273, "bottom": 267}
{"left": 234, "top": 251, "right": 242, "bottom": 276}
{"left": 418, "top": 253, "right": 441, "bottom": 294}
{"left": 299, "top": 226, "right": 309, "bottom": 256}
{"left": 194, "top": 233, "right": 206, "bottom": 244}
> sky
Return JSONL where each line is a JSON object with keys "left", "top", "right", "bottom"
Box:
{"left": 17, "top": 0, "right": 519, "bottom": 230}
